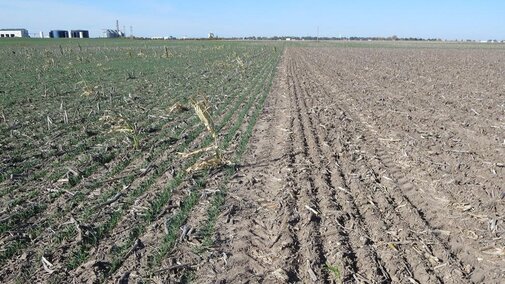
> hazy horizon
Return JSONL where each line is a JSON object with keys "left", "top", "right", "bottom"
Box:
{"left": 1, "top": 0, "right": 504, "bottom": 40}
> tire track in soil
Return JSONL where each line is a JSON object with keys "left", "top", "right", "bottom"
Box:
{"left": 291, "top": 52, "right": 407, "bottom": 283}
{"left": 289, "top": 54, "right": 388, "bottom": 282}
{"left": 198, "top": 48, "right": 383, "bottom": 283}
{"left": 288, "top": 51, "right": 337, "bottom": 283}
{"left": 288, "top": 54, "right": 378, "bottom": 283}
{"left": 306, "top": 48, "right": 504, "bottom": 282}
{"left": 294, "top": 48, "right": 472, "bottom": 283}
{"left": 293, "top": 51, "right": 436, "bottom": 281}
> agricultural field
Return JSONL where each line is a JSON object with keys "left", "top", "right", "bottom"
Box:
{"left": 1, "top": 39, "right": 504, "bottom": 283}
{"left": 0, "top": 39, "right": 282, "bottom": 283}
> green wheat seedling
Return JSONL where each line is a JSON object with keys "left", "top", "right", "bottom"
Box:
{"left": 68, "top": 76, "right": 255, "bottom": 275}
{"left": 0, "top": 41, "right": 284, "bottom": 281}
{"left": 325, "top": 263, "right": 341, "bottom": 283}
{"left": 58, "top": 59, "right": 257, "bottom": 273}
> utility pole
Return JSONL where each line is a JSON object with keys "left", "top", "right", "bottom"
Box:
{"left": 317, "top": 26, "right": 319, "bottom": 42}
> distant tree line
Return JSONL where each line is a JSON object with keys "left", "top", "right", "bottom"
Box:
{"left": 130, "top": 35, "right": 504, "bottom": 42}
{"left": 235, "top": 36, "right": 444, "bottom": 41}
{"left": 128, "top": 35, "right": 442, "bottom": 41}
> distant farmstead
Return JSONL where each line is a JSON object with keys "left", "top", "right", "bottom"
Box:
{"left": 0, "top": 29, "right": 29, "bottom": 38}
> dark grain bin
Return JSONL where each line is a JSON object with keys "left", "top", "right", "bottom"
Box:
{"left": 49, "top": 30, "right": 69, "bottom": 38}
{"left": 70, "top": 30, "right": 89, "bottom": 38}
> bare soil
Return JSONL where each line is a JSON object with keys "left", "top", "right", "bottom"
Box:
{"left": 195, "top": 47, "right": 505, "bottom": 283}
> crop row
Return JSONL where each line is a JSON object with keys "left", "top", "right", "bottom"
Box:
{"left": 0, "top": 44, "right": 268, "bottom": 224}
{"left": 0, "top": 40, "right": 283, "bottom": 283}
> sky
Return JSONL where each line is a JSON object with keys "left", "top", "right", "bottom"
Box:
{"left": 0, "top": 0, "right": 504, "bottom": 40}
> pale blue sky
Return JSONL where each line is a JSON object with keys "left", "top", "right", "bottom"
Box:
{"left": 0, "top": 0, "right": 504, "bottom": 40}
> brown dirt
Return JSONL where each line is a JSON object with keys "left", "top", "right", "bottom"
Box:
{"left": 195, "top": 47, "right": 505, "bottom": 283}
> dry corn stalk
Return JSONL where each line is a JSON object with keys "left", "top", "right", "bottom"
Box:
{"left": 168, "top": 102, "right": 189, "bottom": 114}
{"left": 186, "top": 155, "right": 226, "bottom": 173}
{"left": 179, "top": 97, "right": 229, "bottom": 173}
{"left": 236, "top": 56, "right": 245, "bottom": 68}
{"left": 190, "top": 97, "right": 217, "bottom": 141}
{"left": 178, "top": 144, "right": 217, "bottom": 159}
{"left": 103, "top": 114, "right": 140, "bottom": 149}
{"left": 163, "top": 46, "right": 173, "bottom": 58}
{"left": 77, "top": 80, "right": 96, "bottom": 96}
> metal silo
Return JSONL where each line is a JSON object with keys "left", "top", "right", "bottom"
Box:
{"left": 70, "top": 30, "right": 90, "bottom": 38}
{"left": 49, "top": 30, "right": 69, "bottom": 38}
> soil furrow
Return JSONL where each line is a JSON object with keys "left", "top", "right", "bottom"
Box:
{"left": 295, "top": 48, "right": 484, "bottom": 282}
{"left": 295, "top": 50, "right": 405, "bottom": 283}
{"left": 291, "top": 51, "right": 447, "bottom": 283}
{"left": 286, "top": 54, "right": 331, "bottom": 282}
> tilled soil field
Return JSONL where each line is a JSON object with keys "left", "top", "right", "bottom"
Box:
{"left": 2, "top": 42, "right": 504, "bottom": 284}
{"left": 195, "top": 46, "right": 505, "bottom": 283}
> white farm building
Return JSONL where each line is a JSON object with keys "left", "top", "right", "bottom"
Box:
{"left": 0, "top": 29, "right": 29, "bottom": 38}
